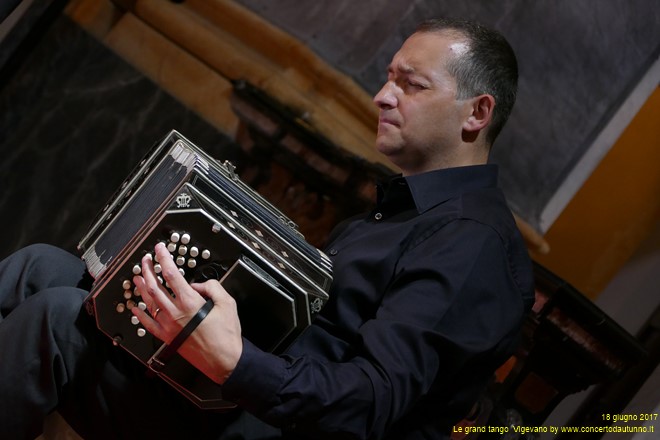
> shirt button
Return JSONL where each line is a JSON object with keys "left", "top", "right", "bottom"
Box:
{"left": 374, "top": 212, "right": 383, "bottom": 221}
{"left": 329, "top": 249, "right": 338, "bottom": 256}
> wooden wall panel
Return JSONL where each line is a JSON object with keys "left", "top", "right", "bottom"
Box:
{"left": 104, "top": 12, "right": 238, "bottom": 135}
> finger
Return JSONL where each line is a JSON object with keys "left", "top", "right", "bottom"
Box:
{"left": 137, "top": 246, "right": 176, "bottom": 315}
{"left": 191, "top": 279, "right": 229, "bottom": 303}
{"left": 131, "top": 301, "right": 163, "bottom": 338}
{"left": 154, "top": 242, "right": 199, "bottom": 304}
{"left": 132, "top": 275, "right": 158, "bottom": 314}
{"left": 191, "top": 281, "right": 240, "bottom": 321}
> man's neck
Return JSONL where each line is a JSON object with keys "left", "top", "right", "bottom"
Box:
{"left": 400, "top": 147, "right": 490, "bottom": 177}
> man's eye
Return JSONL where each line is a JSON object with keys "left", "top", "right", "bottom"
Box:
{"left": 408, "top": 81, "right": 426, "bottom": 89}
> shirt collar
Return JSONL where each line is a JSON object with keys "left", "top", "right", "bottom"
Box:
{"left": 393, "top": 164, "right": 499, "bottom": 213}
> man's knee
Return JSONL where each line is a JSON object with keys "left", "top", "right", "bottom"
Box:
{"left": 18, "top": 244, "right": 89, "bottom": 289}
{"left": 30, "top": 287, "right": 88, "bottom": 323}
{"left": 21, "top": 243, "right": 82, "bottom": 268}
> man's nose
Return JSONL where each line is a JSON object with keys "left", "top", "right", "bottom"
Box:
{"left": 373, "top": 82, "right": 397, "bottom": 109}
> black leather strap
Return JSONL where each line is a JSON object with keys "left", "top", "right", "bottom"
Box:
{"left": 148, "top": 298, "right": 214, "bottom": 372}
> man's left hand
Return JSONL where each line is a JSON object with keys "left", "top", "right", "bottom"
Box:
{"left": 132, "top": 242, "right": 243, "bottom": 384}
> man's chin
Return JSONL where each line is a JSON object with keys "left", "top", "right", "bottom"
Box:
{"left": 375, "top": 139, "right": 403, "bottom": 158}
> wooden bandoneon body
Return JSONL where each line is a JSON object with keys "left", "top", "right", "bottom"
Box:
{"left": 78, "top": 130, "right": 332, "bottom": 409}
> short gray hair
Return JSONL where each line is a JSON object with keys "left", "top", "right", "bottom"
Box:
{"left": 415, "top": 18, "right": 518, "bottom": 146}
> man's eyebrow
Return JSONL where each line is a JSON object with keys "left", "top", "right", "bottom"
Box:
{"left": 387, "top": 62, "right": 416, "bottom": 75}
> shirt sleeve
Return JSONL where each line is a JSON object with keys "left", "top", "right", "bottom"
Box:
{"left": 221, "top": 219, "right": 528, "bottom": 439}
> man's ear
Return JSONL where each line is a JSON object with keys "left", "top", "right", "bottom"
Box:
{"left": 463, "top": 94, "right": 495, "bottom": 133}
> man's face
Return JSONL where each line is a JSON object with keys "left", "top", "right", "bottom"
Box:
{"left": 373, "top": 31, "right": 473, "bottom": 175}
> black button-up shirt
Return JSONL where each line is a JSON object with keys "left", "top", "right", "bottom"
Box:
{"left": 222, "top": 164, "right": 535, "bottom": 439}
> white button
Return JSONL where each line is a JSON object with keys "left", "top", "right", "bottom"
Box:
{"left": 131, "top": 316, "right": 140, "bottom": 325}
{"left": 123, "top": 290, "right": 132, "bottom": 300}
{"left": 181, "top": 233, "right": 191, "bottom": 244}
{"left": 190, "top": 247, "right": 199, "bottom": 257}
{"left": 176, "top": 256, "right": 185, "bottom": 266}
{"left": 132, "top": 265, "right": 141, "bottom": 275}
{"left": 187, "top": 259, "right": 197, "bottom": 268}
{"left": 167, "top": 242, "right": 177, "bottom": 253}
{"left": 178, "top": 245, "right": 187, "bottom": 255}
{"left": 137, "top": 328, "right": 147, "bottom": 337}
{"left": 178, "top": 268, "right": 185, "bottom": 276}
{"left": 154, "top": 264, "right": 162, "bottom": 274}
{"left": 170, "top": 232, "right": 180, "bottom": 243}
{"left": 201, "top": 249, "right": 211, "bottom": 259}
{"left": 122, "top": 280, "right": 132, "bottom": 290}
{"left": 116, "top": 303, "right": 126, "bottom": 313}
{"left": 374, "top": 212, "right": 383, "bottom": 220}
{"left": 138, "top": 301, "right": 147, "bottom": 310}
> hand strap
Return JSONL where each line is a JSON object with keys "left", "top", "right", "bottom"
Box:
{"left": 148, "top": 298, "right": 215, "bottom": 372}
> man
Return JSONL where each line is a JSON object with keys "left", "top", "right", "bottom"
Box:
{"left": 0, "top": 18, "right": 534, "bottom": 439}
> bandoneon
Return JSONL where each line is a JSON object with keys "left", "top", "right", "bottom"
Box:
{"left": 78, "top": 130, "right": 332, "bottom": 409}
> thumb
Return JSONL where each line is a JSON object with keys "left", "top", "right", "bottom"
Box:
{"left": 191, "top": 279, "right": 232, "bottom": 303}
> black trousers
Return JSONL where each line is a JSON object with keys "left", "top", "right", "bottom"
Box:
{"left": 0, "top": 244, "right": 280, "bottom": 440}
